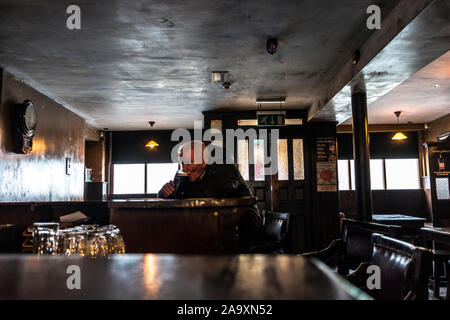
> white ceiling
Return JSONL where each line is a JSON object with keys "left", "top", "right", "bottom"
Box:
{"left": 0, "top": 0, "right": 399, "bottom": 130}
{"left": 343, "top": 50, "right": 450, "bottom": 125}
{"left": 0, "top": 0, "right": 448, "bottom": 130}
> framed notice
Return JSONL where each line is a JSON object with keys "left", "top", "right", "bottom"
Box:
{"left": 316, "top": 137, "right": 337, "bottom": 192}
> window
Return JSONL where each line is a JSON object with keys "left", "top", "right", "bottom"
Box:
{"left": 293, "top": 139, "right": 305, "bottom": 180}
{"left": 337, "top": 158, "right": 420, "bottom": 191}
{"left": 210, "top": 120, "right": 223, "bottom": 147}
{"left": 237, "top": 119, "right": 303, "bottom": 126}
{"left": 254, "top": 139, "right": 266, "bottom": 181}
{"left": 338, "top": 160, "right": 350, "bottom": 190}
{"left": 113, "top": 163, "right": 178, "bottom": 195}
{"left": 350, "top": 160, "right": 355, "bottom": 190}
{"left": 385, "top": 159, "right": 420, "bottom": 190}
{"left": 147, "top": 163, "right": 179, "bottom": 194}
{"left": 237, "top": 138, "right": 304, "bottom": 182}
{"left": 113, "top": 164, "right": 145, "bottom": 194}
{"left": 277, "top": 139, "right": 289, "bottom": 180}
{"left": 370, "top": 159, "right": 384, "bottom": 190}
{"left": 237, "top": 139, "right": 249, "bottom": 181}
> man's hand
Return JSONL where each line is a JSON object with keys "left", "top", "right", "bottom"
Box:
{"left": 161, "top": 181, "right": 175, "bottom": 197}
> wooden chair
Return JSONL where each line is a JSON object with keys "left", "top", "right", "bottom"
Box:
{"left": 248, "top": 211, "right": 290, "bottom": 253}
{"left": 301, "top": 218, "right": 401, "bottom": 275}
{"left": 347, "top": 233, "right": 432, "bottom": 300}
{"left": 420, "top": 227, "right": 450, "bottom": 299}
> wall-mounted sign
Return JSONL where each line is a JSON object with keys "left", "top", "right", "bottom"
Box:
{"left": 316, "top": 137, "right": 337, "bottom": 192}
{"left": 257, "top": 111, "right": 286, "bottom": 127}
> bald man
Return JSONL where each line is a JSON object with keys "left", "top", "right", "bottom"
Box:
{"left": 158, "top": 141, "right": 264, "bottom": 252}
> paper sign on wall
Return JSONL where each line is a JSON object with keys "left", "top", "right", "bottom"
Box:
{"left": 316, "top": 137, "right": 337, "bottom": 192}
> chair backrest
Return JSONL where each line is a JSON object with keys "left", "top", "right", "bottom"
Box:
{"left": 340, "top": 219, "right": 402, "bottom": 273}
{"left": 263, "top": 211, "right": 290, "bottom": 243}
{"left": 369, "top": 233, "right": 432, "bottom": 300}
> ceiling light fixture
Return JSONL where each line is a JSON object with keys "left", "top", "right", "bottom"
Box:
{"left": 212, "top": 71, "right": 228, "bottom": 83}
{"left": 211, "top": 71, "right": 232, "bottom": 89}
{"left": 145, "top": 140, "right": 159, "bottom": 149}
{"left": 392, "top": 132, "right": 408, "bottom": 140}
{"left": 437, "top": 131, "right": 450, "bottom": 142}
{"left": 392, "top": 111, "right": 407, "bottom": 141}
{"left": 256, "top": 98, "right": 286, "bottom": 104}
{"left": 145, "top": 121, "right": 159, "bottom": 149}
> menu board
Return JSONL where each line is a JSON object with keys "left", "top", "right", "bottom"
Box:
{"left": 316, "top": 137, "right": 337, "bottom": 192}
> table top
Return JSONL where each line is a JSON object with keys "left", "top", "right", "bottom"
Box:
{"left": 422, "top": 226, "right": 450, "bottom": 234}
{"left": 108, "top": 197, "right": 256, "bottom": 209}
{"left": 0, "top": 254, "right": 370, "bottom": 300}
{"left": 421, "top": 226, "right": 450, "bottom": 239}
{"left": 372, "top": 214, "right": 426, "bottom": 221}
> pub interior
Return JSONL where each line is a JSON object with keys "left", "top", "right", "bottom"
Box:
{"left": 0, "top": 0, "right": 449, "bottom": 303}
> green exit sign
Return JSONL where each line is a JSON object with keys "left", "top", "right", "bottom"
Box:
{"left": 257, "top": 111, "right": 286, "bottom": 126}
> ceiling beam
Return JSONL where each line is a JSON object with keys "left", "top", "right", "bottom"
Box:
{"left": 84, "top": 124, "right": 101, "bottom": 141}
{"left": 307, "top": 0, "right": 434, "bottom": 122}
{"left": 337, "top": 123, "right": 427, "bottom": 134}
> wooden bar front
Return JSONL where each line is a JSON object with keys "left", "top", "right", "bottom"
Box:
{"left": 109, "top": 197, "right": 255, "bottom": 254}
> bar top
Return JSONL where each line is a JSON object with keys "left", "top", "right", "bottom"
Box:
{"left": 108, "top": 196, "right": 256, "bottom": 209}
{"left": 0, "top": 254, "right": 370, "bottom": 300}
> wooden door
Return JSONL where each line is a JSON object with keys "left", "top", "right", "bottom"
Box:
{"left": 270, "top": 129, "right": 309, "bottom": 252}
{"left": 203, "top": 111, "right": 338, "bottom": 253}
{"left": 239, "top": 127, "right": 309, "bottom": 252}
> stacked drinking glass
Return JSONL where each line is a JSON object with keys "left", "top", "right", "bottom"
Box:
{"left": 32, "top": 223, "right": 125, "bottom": 258}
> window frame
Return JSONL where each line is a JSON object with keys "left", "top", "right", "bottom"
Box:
{"left": 338, "top": 158, "right": 421, "bottom": 191}
{"left": 111, "top": 163, "right": 146, "bottom": 195}
{"left": 236, "top": 137, "right": 305, "bottom": 183}
{"left": 111, "top": 162, "right": 179, "bottom": 198}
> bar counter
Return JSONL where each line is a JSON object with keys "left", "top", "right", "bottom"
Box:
{"left": 0, "top": 254, "right": 370, "bottom": 300}
{"left": 108, "top": 197, "right": 256, "bottom": 254}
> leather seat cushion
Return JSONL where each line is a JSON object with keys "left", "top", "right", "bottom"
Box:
{"left": 371, "top": 243, "right": 414, "bottom": 300}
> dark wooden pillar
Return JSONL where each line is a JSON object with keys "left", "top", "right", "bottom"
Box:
{"left": 104, "top": 131, "right": 113, "bottom": 197}
{"left": 351, "top": 90, "right": 372, "bottom": 221}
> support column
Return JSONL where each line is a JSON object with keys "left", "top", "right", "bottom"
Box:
{"left": 104, "top": 131, "right": 113, "bottom": 197}
{"left": 351, "top": 90, "right": 372, "bottom": 221}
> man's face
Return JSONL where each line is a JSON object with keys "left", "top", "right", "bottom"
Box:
{"left": 180, "top": 148, "right": 207, "bottom": 182}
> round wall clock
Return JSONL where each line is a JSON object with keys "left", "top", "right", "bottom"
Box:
{"left": 23, "top": 101, "right": 37, "bottom": 132}
{"left": 14, "top": 100, "right": 37, "bottom": 154}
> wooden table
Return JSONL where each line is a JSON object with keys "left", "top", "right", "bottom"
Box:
{"left": 421, "top": 227, "right": 450, "bottom": 246}
{"left": 109, "top": 197, "right": 255, "bottom": 254}
{"left": 0, "top": 254, "right": 370, "bottom": 300}
{"left": 372, "top": 214, "right": 426, "bottom": 237}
